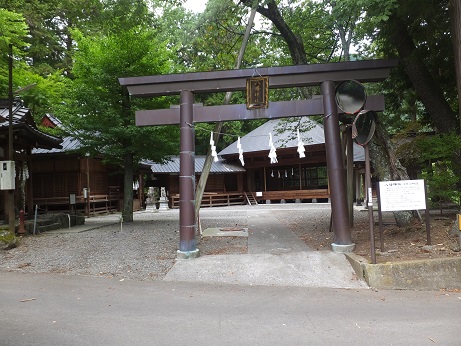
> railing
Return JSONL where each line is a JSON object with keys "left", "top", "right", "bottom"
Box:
{"left": 170, "top": 192, "right": 246, "bottom": 209}
{"left": 33, "top": 194, "right": 119, "bottom": 215}
{"left": 169, "top": 189, "right": 330, "bottom": 208}
{"left": 257, "top": 189, "right": 330, "bottom": 202}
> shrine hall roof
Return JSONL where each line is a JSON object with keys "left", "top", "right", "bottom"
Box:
{"left": 218, "top": 117, "right": 365, "bottom": 162}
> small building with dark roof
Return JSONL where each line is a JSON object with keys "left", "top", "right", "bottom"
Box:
{"left": 31, "top": 113, "right": 152, "bottom": 214}
{"left": 0, "top": 99, "right": 62, "bottom": 219}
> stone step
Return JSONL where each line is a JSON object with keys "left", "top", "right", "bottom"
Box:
{"left": 37, "top": 222, "right": 63, "bottom": 233}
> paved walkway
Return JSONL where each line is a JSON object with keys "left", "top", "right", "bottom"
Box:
{"left": 165, "top": 205, "right": 368, "bottom": 289}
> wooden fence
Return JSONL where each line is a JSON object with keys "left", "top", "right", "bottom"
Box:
{"left": 33, "top": 194, "right": 119, "bottom": 215}
{"left": 170, "top": 192, "right": 246, "bottom": 209}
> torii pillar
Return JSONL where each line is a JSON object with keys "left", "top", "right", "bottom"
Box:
{"left": 177, "top": 90, "right": 199, "bottom": 259}
{"left": 321, "top": 81, "right": 354, "bottom": 251}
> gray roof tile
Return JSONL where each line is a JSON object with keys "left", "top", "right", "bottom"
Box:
{"left": 219, "top": 117, "right": 365, "bottom": 162}
{"left": 150, "top": 156, "right": 245, "bottom": 174}
{"left": 0, "top": 99, "right": 62, "bottom": 149}
{"left": 32, "top": 136, "right": 80, "bottom": 154}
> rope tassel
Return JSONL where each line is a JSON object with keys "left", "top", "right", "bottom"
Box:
{"left": 236, "top": 136, "right": 245, "bottom": 166}
{"left": 297, "top": 129, "right": 306, "bottom": 158}
{"left": 210, "top": 131, "right": 218, "bottom": 162}
{"left": 268, "top": 133, "right": 278, "bottom": 163}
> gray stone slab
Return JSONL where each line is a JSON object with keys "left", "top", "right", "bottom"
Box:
{"left": 164, "top": 251, "right": 368, "bottom": 289}
{"left": 247, "top": 210, "right": 311, "bottom": 254}
{"left": 202, "top": 227, "right": 248, "bottom": 237}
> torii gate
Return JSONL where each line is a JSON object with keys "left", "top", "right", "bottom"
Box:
{"left": 119, "top": 59, "right": 398, "bottom": 258}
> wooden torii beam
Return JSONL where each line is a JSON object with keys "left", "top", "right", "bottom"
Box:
{"left": 119, "top": 59, "right": 398, "bottom": 258}
{"left": 119, "top": 59, "right": 397, "bottom": 96}
{"left": 135, "top": 97, "right": 384, "bottom": 126}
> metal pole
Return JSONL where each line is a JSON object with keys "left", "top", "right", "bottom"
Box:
{"left": 364, "top": 144, "right": 376, "bottom": 264}
{"left": 346, "top": 126, "right": 354, "bottom": 227}
{"left": 86, "top": 156, "right": 90, "bottom": 217}
{"left": 321, "top": 81, "right": 354, "bottom": 252}
{"left": 178, "top": 90, "right": 199, "bottom": 258}
{"left": 8, "top": 44, "right": 15, "bottom": 233}
{"left": 424, "top": 181, "right": 431, "bottom": 245}
{"left": 458, "top": 213, "right": 461, "bottom": 250}
{"left": 377, "top": 182, "right": 384, "bottom": 252}
{"left": 8, "top": 44, "right": 13, "bottom": 164}
{"left": 33, "top": 205, "right": 38, "bottom": 235}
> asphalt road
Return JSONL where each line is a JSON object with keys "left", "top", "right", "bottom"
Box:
{"left": 1, "top": 271, "right": 459, "bottom": 345}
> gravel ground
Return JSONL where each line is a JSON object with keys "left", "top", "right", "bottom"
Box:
{"left": 0, "top": 204, "right": 376, "bottom": 281}
{"left": 6, "top": 203, "right": 453, "bottom": 280}
{"left": 0, "top": 207, "right": 254, "bottom": 281}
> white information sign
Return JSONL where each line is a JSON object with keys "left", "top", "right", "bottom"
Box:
{"left": 69, "top": 193, "right": 76, "bottom": 205}
{"left": 379, "top": 179, "right": 426, "bottom": 212}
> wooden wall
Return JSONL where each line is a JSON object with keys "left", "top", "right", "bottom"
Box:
{"left": 30, "top": 155, "right": 112, "bottom": 198}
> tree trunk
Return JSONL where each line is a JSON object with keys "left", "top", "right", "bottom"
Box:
{"left": 195, "top": 121, "right": 224, "bottom": 219}
{"left": 253, "top": 1, "right": 307, "bottom": 65}
{"left": 371, "top": 116, "right": 412, "bottom": 227}
{"left": 386, "top": 13, "right": 458, "bottom": 134}
{"left": 387, "top": 10, "right": 461, "bottom": 191}
{"left": 122, "top": 151, "right": 134, "bottom": 222}
{"left": 243, "top": 0, "right": 313, "bottom": 99}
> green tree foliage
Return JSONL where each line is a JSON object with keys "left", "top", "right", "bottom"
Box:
{"left": 183, "top": 0, "right": 254, "bottom": 70}
{"left": 0, "top": 0, "right": 104, "bottom": 76}
{"left": 275, "top": 1, "right": 338, "bottom": 63}
{"left": 14, "top": 69, "right": 68, "bottom": 121}
{"left": 0, "top": 8, "right": 28, "bottom": 49}
{"left": 345, "top": 0, "right": 459, "bottom": 136}
{"left": 57, "top": 26, "right": 179, "bottom": 221}
{"left": 417, "top": 133, "right": 461, "bottom": 207}
{"left": 0, "top": 8, "right": 67, "bottom": 118}
{"left": 0, "top": 8, "right": 29, "bottom": 95}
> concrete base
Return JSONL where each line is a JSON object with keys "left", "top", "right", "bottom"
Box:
{"left": 346, "top": 253, "right": 461, "bottom": 291}
{"left": 331, "top": 243, "right": 356, "bottom": 253}
{"left": 158, "top": 198, "right": 169, "bottom": 210}
{"left": 145, "top": 203, "right": 157, "bottom": 212}
{"left": 176, "top": 249, "right": 200, "bottom": 259}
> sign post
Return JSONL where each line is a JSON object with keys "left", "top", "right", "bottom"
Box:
{"left": 378, "top": 179, "right": 431, "bottom": 246}
{"left": 458, "top": 214, "right": 461, "bottom": 249}
{"left": 350, "top": 109, "right": 377, "bottom": 263}
{"left": 69, "top": 193, "right": 76, "bottom": 215}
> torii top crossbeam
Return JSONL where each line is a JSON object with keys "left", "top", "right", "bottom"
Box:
{"left": 119, "top": 59, "right": 397, "bottom": 97}
{"left": 119, "top": 59, "right": 398, "bottom": 258}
